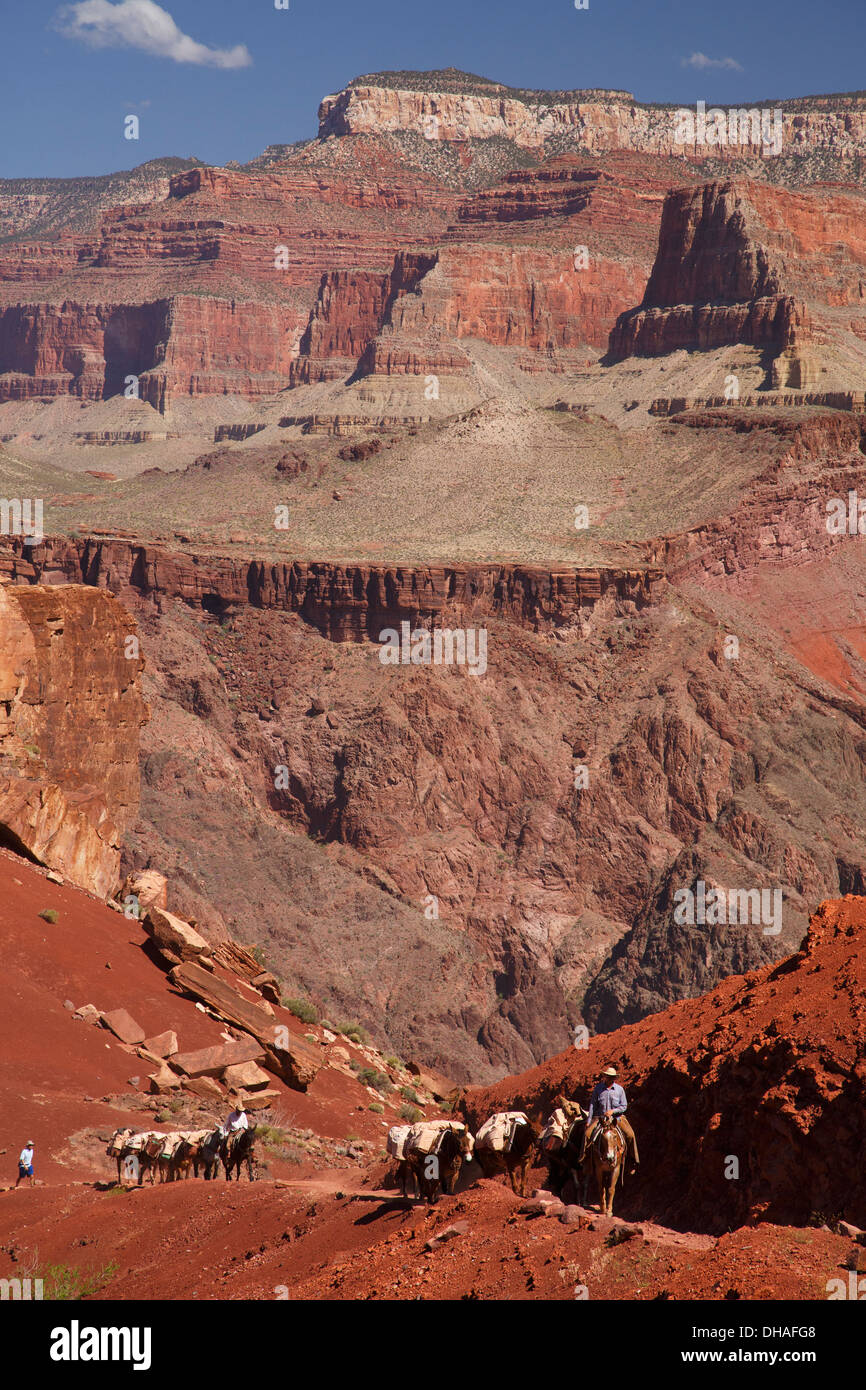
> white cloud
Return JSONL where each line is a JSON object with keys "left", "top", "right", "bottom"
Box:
{"left": 681, "top": 52, "right": 744, "bottom": 73}
{"left": 55, "top": 0, "right": 252, "bottom": 69}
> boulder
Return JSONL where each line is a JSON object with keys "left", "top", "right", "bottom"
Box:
{"left": 262, "top": 1037, "right": 321, "bottom": 1092}
{"left": 250, "top": 970, "right": 280, "bottom": 1005}
{"left": 101, "top": 1008, "right": 146, "bottom": 1045}
{"left": 558, "top": 1205, "right": 585, "bottom": 1226}
{"left": 148, "top": 1066, "right": 182, "bottom": 1094}
{"left": 223, "top": 1061, "right": 271, "bottom": 1092}
{"left": 168, "top": 960, "right": 321, "bottom": 1092}
{"left": 405, "top": 1062, "right": 453, "bottom": 1100}
{"left": 238, "top": 1089, "right": 280, "bottom": 1111}
{"left": 73, "top": 1003, "right": 100, "bottom": 1024}
{"left": 181, "top": 1076, "right": 225, "bottom": 1101}
{"left": 142, "top": 1029, "right": 178, "bottom": 1058}
{"left": 121, "top": 870, "right": 168, "bottom": 915}
{"left": 144, "top": 907, "right": 211, "bottom": 961}
{"left": 170, "top": 1038, "right": 266, "bottom": 1078}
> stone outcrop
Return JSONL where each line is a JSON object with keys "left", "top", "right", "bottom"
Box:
{"left": 0, "top": 534, "right": 662, "bottom": 641}
{"left": 0, "top": 582, "right": 146, "bottom": 895}
{"left": 320, "top": 73, "right": 866, "bottom": 160}
{"left": 609, "top": 180, "right": 866, "bottom": 381}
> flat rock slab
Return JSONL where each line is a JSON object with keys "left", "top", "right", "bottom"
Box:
{"left": 240, "top": 1089, "right": 280, "bottom": 1111}
{"left": 169, "top": 959, "right": 321, "bottom": 1091}
{"left": 169, "top": 960, "right": 277, "bottom": 1040}
{"left": 101, "top": 1008, "right": 146, "bottom": 1045}
{"left": 181, "top": 1075, "right": 225, "bottom": 1101}
{"left": 171, "top": 1038, "right": 265, "bottom": 1078}
{"left": 142, "top": 1029, "right": 178, "bottom": 1058}
{"left": 223, "top": 1060, "right": 271, "bottom": 1091}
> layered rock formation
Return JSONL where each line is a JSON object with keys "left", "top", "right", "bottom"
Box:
{"left": 0, "top": 582, "right": 146, "bottom": 895}
{"left": 609, "top": 180, "right": 866, "bottom": 387}
{"left": 320, "top": 71, "right": 866, "bottom": 160}
{"left": 0, "top": 534, "right": 661, "bottom": 640}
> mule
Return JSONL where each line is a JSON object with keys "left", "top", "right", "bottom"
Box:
{"left": 405, "top": 1123, "right": 474, "bottom": 1205}
{"left": 200, "top": 1128, "right": 223, "bottom": 1181}
{"left": 541, "top": 1098, "right": 589, "bottom": 1203}
{"left": 106, "top": 1128, "right": 134, "bottom": 1185}
{"left": 222, "top": 1125, "right": 257, "bottom": 1181}
{"left": 591, "top": 1113, "right": 626, "bottom": 1216}
{"left": 386, "top": 1125, "right": 419, "bottom": 1199}
{"left": 474, "top": 1113, "right": 539, "bottom": 1197}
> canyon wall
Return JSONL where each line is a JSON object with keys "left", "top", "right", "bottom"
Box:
{"left": 319, "top": 79, "right": 866, "bottom": 158}
{"left": 0, "top": 581, "right": 146, "bottom": 895}
{"left": 0, "top": 536, "right": 662, "bottom": 640}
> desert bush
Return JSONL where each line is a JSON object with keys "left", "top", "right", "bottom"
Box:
{"left": 284, "top": 998, "right": 319, "bottom": 1025}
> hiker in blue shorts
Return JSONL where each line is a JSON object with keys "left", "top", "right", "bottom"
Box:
{"left": 15, "top": 1140, "right": 36, "bottom": 1188}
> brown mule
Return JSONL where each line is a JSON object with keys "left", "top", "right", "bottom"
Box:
{"left": 592, "top": 1114, "right": 626, "bottom": 1216}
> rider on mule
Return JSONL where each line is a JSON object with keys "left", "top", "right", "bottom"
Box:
{"left": 581, "top": 1066, "right": 639, "bottom": 1174}
{"left": 221, "top": 1102, "right": 249, "bottom": 1138}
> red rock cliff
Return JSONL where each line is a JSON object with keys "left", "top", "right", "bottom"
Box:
{"left": 0, "top": 582, "right": 147, "bottom": 896}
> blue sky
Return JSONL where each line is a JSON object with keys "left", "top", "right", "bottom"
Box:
{"left": 5, "top": 0, "right": 866, "bottom": 178}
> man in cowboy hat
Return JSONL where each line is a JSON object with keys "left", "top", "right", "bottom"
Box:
{"left": 580, "top": 1066, "right": 639, "bottom": 1173}
{"left": 222, "top": 1101, "right": 249, "bottom": 1138}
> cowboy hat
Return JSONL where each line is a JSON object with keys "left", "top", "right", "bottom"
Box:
{"left": 601, "top": 1066, "right": 617, "bottom": 1078}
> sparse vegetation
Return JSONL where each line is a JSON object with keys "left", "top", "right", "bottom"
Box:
{"left": 368, "top": 1102, "right": 384, "bottom": 1114}
{"left": 40, "top": 1262, "right": 119, "bottom": 1300}
{"left": 399, "top": 1085, "right": 419, "bottom": 1103}
{"left": 283, "top": 997, "right": 319, "bottom": 1025}
{"left": 336, "top": 1020, "right": 368, "bottom": 1044}
{"left": 357, "top": 1068, "right": 393, "bottom": 1094}
{"left": 399, "top": 1104, "right": 423, "bottom": 1123}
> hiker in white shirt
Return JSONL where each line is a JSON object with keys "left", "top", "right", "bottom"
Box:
{"left": 16, "top": 1140, "right": 36, "bottom": 1188}
{"left": 222, "top": 1104, "right": 249, "bottom": 1137}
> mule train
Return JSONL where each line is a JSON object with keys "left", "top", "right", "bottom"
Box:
{"left": 107, "top": 1125, "right": 257, "bottom": 1185}
{"left": 388, "top": 1101, "right": 631, "bottom": 1215}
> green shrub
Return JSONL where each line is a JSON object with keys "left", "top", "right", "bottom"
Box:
{"left": 336, "top": 1020, "right": 368, "bottom": 1044}
{"left": 283, "top": 997, "right": 319, "bottom": 1025}
{"left": 368, "top": 1103, "right": 384, "bottom": 1114}
{"left": 399, "top": 1105, "right": 422, "bottom": 1123}
{"left": 358, "top": 1068, "right": 393, "bottom": 1093}
{"left": 400, "top": 1085, "right": 419, "bottom": 1104}
{"left": 41, "top": 1262, "right": 118, "bottom": 1300}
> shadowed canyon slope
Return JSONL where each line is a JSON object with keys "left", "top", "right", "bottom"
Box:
{"left": 462, "top": 895, "right": 866, "bottom": 1233}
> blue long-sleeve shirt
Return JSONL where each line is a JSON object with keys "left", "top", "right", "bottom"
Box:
{"left": 586, "top": 1081, "right": 627, "bottom": 1122}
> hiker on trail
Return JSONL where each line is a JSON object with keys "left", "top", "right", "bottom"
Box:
{"left": 581, "top": 1067, "right": 639, "bottom": 1173}
{"left": 222, "top": 1103, "right": 249, "bottom": 1138}
{"left": 15, "top": 1140, "right": 36, "bottom": 1188}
